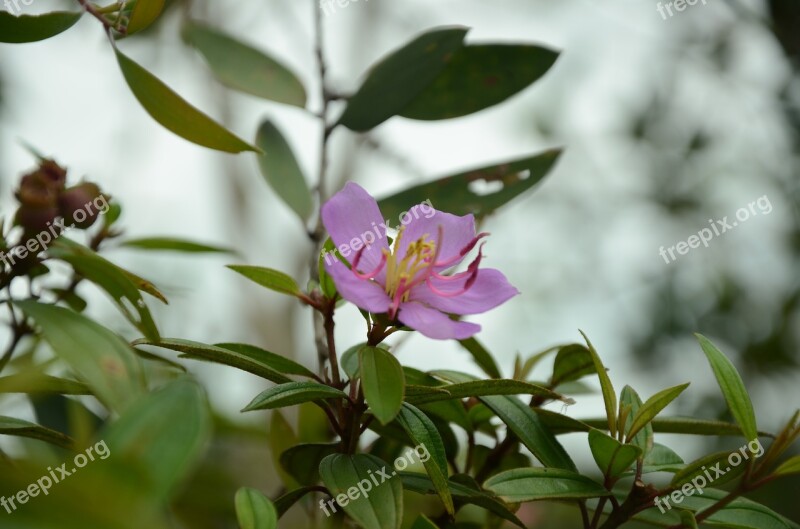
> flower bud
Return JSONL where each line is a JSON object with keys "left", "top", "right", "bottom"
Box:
{"left": 58, "top": 182, "right": 105, "bottom": 229}
{"left": 14, "top": 205, "right": 59, "bottom": 234}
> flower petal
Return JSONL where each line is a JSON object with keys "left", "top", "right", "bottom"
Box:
{"left": 322, "top": 182, "right": 389, "bottom": 272}
{"left": 397, "top": 209, "right": 475, "bottom": 269}
{"left": 325, "top": 260, "right": 391, "bottom": 313}
{"left": 410, "top": 268, "right": 519, "bottom": 315}
{"left": 397, "top": 301, "right": 480, "bottom": 340}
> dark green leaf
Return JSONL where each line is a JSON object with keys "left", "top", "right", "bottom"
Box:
{"left": 580, "top": 331, "right": 617, "bottom": 437}
{"left": 565, "top": 416, "right": 760, "bottom": 437}
{"left": 400, "top": 44, "right": 558, "bottom": 120}
{"left": 0, "top": 11, "right": 81, "bottom": 43}
{"left": 339, "top": 27, "right": 468, "bottom": 131}
{"left": 319, "top": 453, "right": 403, "bottom": 529}
{"left": 0, "top": 373, "right": 90, "bottom": 395}
{"left": 114, "top": 47, "right": 257, "bottom": 153}
{"left": 395, "top": 403, "right": 454, "bottom": 515}
{"left": 696, "top": 334, "right": 758, "bottom": 442}
{"left": 280, "top": 442, "right": 339, "bottom": 485}
{"left": 484, "top": 468, "right": 609, "bottom": 502}
{"left": 411, "top": 515, "right": 439, "bottom": 529}
{"left": 234, "top": 487, "right": 277, "bottom": 529}
{"left": 121, "top": 237, "right": 234, "bottom": 254}
{"left": 378, "top": 149, "right": 561, "bottom": 221}
{"left": 627, "top": 383, "right": 690, "bottom": 441}
{"left": 588, "top": 429, "right": 641, "bottom": 479}
{"left": 550, "top": 344, "right": 595, "bottom": 387}
{"left": 407, "top": 377, "right": 566, "bottom": 405}
{"left": 242, "top": 382, "right": 346, "bottom": 411}
{"left": 227, "top": 265, "right": 302, "bottom": 297}
{"left": 0, "top": 415, "right": 73, "bottom": 449}
{"left": 274, "top": 486, "right": 317, "bottom": 517}
{"left": 671, "top": 450, "right": 749, "bottom": 489}
{"left": 127, "top": 0, "right": 164, "bottom": 34}
{"left": 457, "top": 337, "right": 502, "bottom": 378}
{"left": 183, "top": 22, "right": 305, "bottom": 107}
{"left": 215, "top": 342, "right": 316, "bottom": 379}
{"left": 16, "top": 301, "right": 145, "bottom": 412}
{"left": 255, "top": 120, "right": 313, "bottom": 221}
{"left": 361, "top": 346, "right": 405, "bottom": 425}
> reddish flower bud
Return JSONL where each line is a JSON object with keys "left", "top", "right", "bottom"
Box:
{"left": 14, "top": 205, "right": 59, "bottom": 235}
{"left": 58, "top": 182, "right": 105, "bottom": 229}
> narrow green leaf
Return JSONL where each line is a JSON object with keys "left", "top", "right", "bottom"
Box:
{"left": 279, "top": 442, "right": 339, "bottom": 485}
{"left": 406, "top": 378, "right": 565, "bottom": 405}
{"left": 0, "top": 11, "right": 81, "bottom": 43}
{"left": 400, "top": 44, "right": 559, "bottom": 120}
{"left": 671, "top": 450, "right": 749, "bottom": 489}
{"left": 627, "top": 383, "right": 690, "bottom": 441}
{"left": 235, "top": 487, "right": 278, "bottom": 529}
{"left": 319, "top": 453, "right": 403, "bottom": 529}
{"left": 114, "top": 47, "right": 257, "bottom": 153}
{"left": 133, "top": 338, "right": 292, "bottom": 384}
{"left": 560, "top": 416, "right": 759, "bottom": 437}
{"left": 395, "top": 403, "right": 454, "bottom": 515}
{"left": 274, "top": 486, "right": 317, "bottom": 517}
{"left": 183, "top": 22, "right": 306, "bottom": 106}
{"left": 255, "top": 120, "right": 313, "bottom": 221}
{"left": 620, "top": 385, "right": 653, "bottom": 459}
{"left": 215, "top": 342, "right": 316, "bottom": 379}
{"left": 0, "top": 415, "right": 73, "bottom": 449}
{"left": 104, "top": 379, "right": 210, "bottom": 501}
{"left": 588, "top": 429, "right": 641, "bottom": 479}
{"left": 339, "top": 27, "right": 468, "bottom": 131}
{"left": 774, "top": 455, "right": 800, "bottom": 477}
{"left": 0, "top": 373, "right": 90, "bottom": 395}
{"left": 550, "top": 344, "right": 595, "bottom": 387}
{"left": 378, "top": 149, "right": 561, "bottom": 221}
{"left": 484, "top": 468, "right": 609, "bottom": 502}
{"left": 242, "top": 382, "right": 346, "bottom": 412}
{"left": 457, "top": 337, "right": 502, "bottom": 378}
{"left": 227, "top": 265, "right": 302, "bottom": 297}
{"left": 127, "top": 0, "right": 164, "bottom": 34}
{"left": 696, "top": 334, "right": 758, "bottom": 442}
{"left": 361, "top": 346, "right": 405, "bottom": 425}
{"left": 121, "top": 237, "right": 234, "bottom": 254}
{"left": 580, "top": 331, "right": 617, "bottom": 437}
{"left": 16, "top": 301, "right": 145, "bottom": 413}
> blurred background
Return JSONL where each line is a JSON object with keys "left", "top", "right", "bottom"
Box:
{"left": 1, "top": 0, "right": 798, "bottom": 526}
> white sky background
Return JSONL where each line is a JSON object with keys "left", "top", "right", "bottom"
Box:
{"left": 0, "top": 0, "right": 797, "bottom": 465}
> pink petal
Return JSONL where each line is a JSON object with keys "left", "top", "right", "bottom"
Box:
{"left": 325, "top": 260, "right": 391, "bottom": 313}
{"left": 397, "top": 301, "right": 481, "bottom": 340}
{"left": 396, "top": 210, "right": 476, "bottom": 270}
{"left": 322, "top": 182, "right": 389, "bottom": 274}
{"left": 410, "top": 268, "right": 519, "bottom": 315}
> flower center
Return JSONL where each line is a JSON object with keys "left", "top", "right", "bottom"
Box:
{"left": 383, "top": 227, "right": 436, "bottom": 303}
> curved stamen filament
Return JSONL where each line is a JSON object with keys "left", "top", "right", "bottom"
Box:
{"left": 432, "top": 232, "right": 489, "bottom": 268}
{"left": 350, "top": 246, "right": 387, "bottom": 280}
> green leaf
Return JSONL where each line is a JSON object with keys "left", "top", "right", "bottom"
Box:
{"left": 406, "top": 377, "right": 566, "bottom": 405}
{"left": 562, "top": 416, "right": 758, "bottom": 437}
{"left": 0, "top": 11, "right": 81, "bottom": 43}
{"left": 640, "top": 443, "right": 685, "bottom": 474}
{"left": 378, "top": 149, "right": 561, "bottom": 221}
{"left": 0, "top": 415, "right": 73, "bottom": 449}
{"left": 133, "top": 338, "right": 292, "bottom": 384}
{"left": 671, "top": 450, "right": 749, "bottom": 489}
{"left": 588, "top": 429, "right": 641, "bottom": 479}
{"left": 104, "top": 379, "right": 210, "bottom": 501}
{"left": 411, "top": 515, "right": 439, "bottom": 529}
{"left": 114, "top": 47, "right": 257, "bottom": 153}
{"left": 255, "top": 120, "right": 313, "bottom": 221}
{"left": 121, "top": 237, "right": 234, "bottom": 254}
{"left": 483, "top": 468, "right": 609, "bottom": 502}
{"left": 775, "top": 455, "right": 800, "bottom": 477}
{"left": 433, "top": 370, "right": 576, "bottom": 471}
{"left": 215, "top": 342, "right": 316, "bottom": 379}
{"left": 341, "top": 342, "right": 365, "bottom": 379}
{"left": 274, "top": 486, "right": 317, "bottom": 517}
{"left": 338, "top": 27, "right": 468, "bottom": 131}
{"left": 0, "top": 373, "right": 90, "bottom": 395}
{"left": 395, "top": 403, "right": 454, "bottom": 515}
{"left": 127, "top": 0, "right": 164, "bottom": 34}
{"left": 399, "top": 472, "right": 524, "bottom": 528}
{"left": 49, "top": 238, "right": 163, "bottom": 341}
{"left": 234, "top": 487, "right": 278, "bottom": 529}
{"left": 16, "top": 301, "right": 145, "bottom": 413}
{"left": 457, "top": 337, "right": 502, "bottom": 378}
{"left": 269, "top": 411, "right": 299, "bottom": 488}
{"left": 400, "top": 44, "right": 558, "bottom": 120}
{"left": 319, "top": 453, "right": 403, "bottom": 529}
{"left": 627, "top": 383, "right": 690, "bottom": 441}
{"left": 279, "top": 442, "right": 339, "bottom": 485}
{"left": 183, "top": 22, "right": 306, "bottom": 107}
{"left": 580, "top": 331, "right": 617, "bottom": 437}
{"left": 227, "top": 265, "right": 302, "bottom": 298}
{"left": 696, "top": 333, "right": 758, "bottom": 442}
{"left": 242, "top": 381, "right": 346, "bottom": 412}
{"left": 620, "top": 385, "right": 653, "bottom": 459}
{"left": 550, "top": 344, "right": 595, "bottom": 387}
{"left": 361, "top": 346, "right": 405, "bottom": 425}
{"left": 679, "top": 510, "right": 699, "bottom": 529}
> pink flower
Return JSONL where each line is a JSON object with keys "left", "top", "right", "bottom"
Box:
{"left": 321, "top": 182, "right": 519, "bottom": 340}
